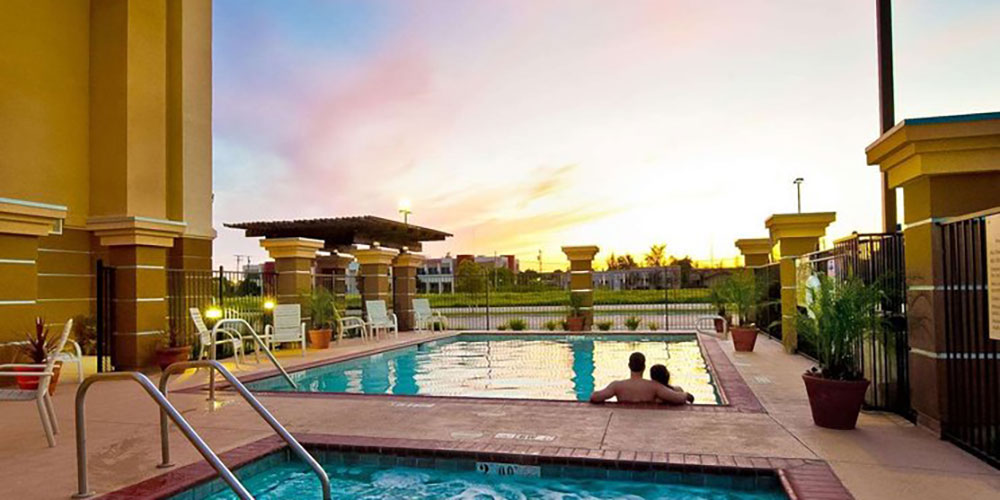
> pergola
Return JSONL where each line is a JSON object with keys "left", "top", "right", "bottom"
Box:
{"left": 224, "top": 215, "right": 451, "bottom": 252}
{"left": 225, "top": 215, "right": 451, "bottom": 331}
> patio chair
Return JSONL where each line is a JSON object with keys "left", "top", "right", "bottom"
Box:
{"left": 0, "top": 319, "right": 73, "bottom": 447}
{"left": 337, "top": 315, "right": 367, "bottom": 343}
{"left": 413, "top": 298, "right": 446, "bottom": 332}
{"left": 190, "top": 308, "right": 244, "bottom": 366}
{"left": 263, "top": 304, "right": 306, "bottom": 356}
{"left": 364, "top": 300, "right": 398, "bottom": 341}
{"left": 54, "top": 335, "right": 84, "bottom": 383}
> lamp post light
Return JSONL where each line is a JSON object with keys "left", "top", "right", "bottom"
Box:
{"left": 793, "top": 178, "right": 804, "bottom": 213}
{"left": 398, "top": 198, "right": 412, "bottom": 225}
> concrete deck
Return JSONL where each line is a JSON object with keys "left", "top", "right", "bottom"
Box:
{"left": 1, "top": 332, "right": 997, "bottom": 499}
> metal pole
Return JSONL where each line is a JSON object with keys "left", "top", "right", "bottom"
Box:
{"left": 877, "top": 0, "right": 898, "bottom": 231}
{"left": 797, "top": 183, "right": 802, "bottom": 213}
{"left": 96, "top": 260, "right": 104, "bottom": 374}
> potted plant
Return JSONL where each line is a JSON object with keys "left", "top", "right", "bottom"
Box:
{"left": 624, "top": 316, "right": 641, "bottom": 331}
{"left": 717, "top": 270, "right": 763, "bottom": 352}
{"left": 155, "top": 324, "right": 192, "bottom": 371}
{"left": 566, "top": 293, "right": 586, "bottom": 331}
{"left": 16, "top": 318, "right": 61, "bottom": 394}
{"left": 708, "top": 284, "right": 728, "bottom": 333}
{"left": 307, "top": 288, "right": 335, "bottom": 349}
{"left": 797, "top": 275, "right": 881, "bottom": 430}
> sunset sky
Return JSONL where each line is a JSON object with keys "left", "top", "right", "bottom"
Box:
{"left": 212, "top": 0, "right": 1000, "bottom": 270}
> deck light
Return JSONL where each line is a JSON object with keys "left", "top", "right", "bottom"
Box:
{"left": 205, "top": 307, "right": 223, "bottom": 319}
{"left": 263, "top": 299, "right": 275, "bottom": 311}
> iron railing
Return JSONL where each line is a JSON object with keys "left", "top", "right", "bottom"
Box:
{"left": 940, "top": 215, "right": 999, "bottom": 468}
{"left": 95, "top": 260, "right": 115, "bottom": 373}
{"left": 753, "top": 262, "right": 782, "bottom": 340}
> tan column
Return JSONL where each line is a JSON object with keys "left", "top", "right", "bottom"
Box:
{"left": 735, "top": 238, "right": 772, "bottom": 267}
{"left": 562, "top": 246, "right": 600, "bottom": 330}
{"left": 866, "top": 114, "right": 1000, "bottom": 431}
{"left": 393, "top": 250, "right": 424, "bottom": 331}
{"left": 0, "top": 199, "right": 67, "bottom": 349}
{"left": 89, "top": 217, "right": 184, "bottom": 370}
{"left": 260, "top": 238, "right": 323, "bottom": 309}
{"left": 354, "top": 245, "right": 398, "bottom": 318}
{"left": 765, "top": 212, "right": 836, "bottom": 354}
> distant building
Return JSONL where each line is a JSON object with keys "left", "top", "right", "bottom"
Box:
{"left": 416, "top": 253, "right": 519, "bottom": 294}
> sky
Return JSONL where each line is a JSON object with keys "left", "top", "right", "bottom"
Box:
{"left": 211, "top": 0, "right": 1000, "bottom": 271}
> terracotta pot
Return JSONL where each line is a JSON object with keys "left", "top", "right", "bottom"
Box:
{"left": 714, "top": 318, "right": 726, "bottom": 333}
{"left": 15, "top": 362, "right": 61, "bottom": 394}
{"left": 308, "top": 329, "right": 332, "bottom": 349}
{"left": 731, "top": 326, "right": 758, "bottom": 352}
{"left": 803, "top": 373, "right": 870, "bottom": 430}
{"left": 156, "top": 345, "right": 193, "bottom": 372}
{"left": 566, "top": 316, "right": 585, "bottom": 332}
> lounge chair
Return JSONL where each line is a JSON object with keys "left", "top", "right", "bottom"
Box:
{"left": 190, "top": 308, "right": 244, "bottom": 365}
{"left": 413, "top": 298, "right": 446, "bottom": 332}
{"left": 337, "top": 315, "right": 367, "bottom": 343}
{"left": 0, "top": 319, "right": 73, "bottom": 447}
{"left": 364, "top": 300, "right": 398, "bottom": 341}
{"left": 263, "top": 304, "right": 306, "bottom": 356}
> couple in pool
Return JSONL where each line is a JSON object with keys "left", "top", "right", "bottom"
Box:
{"left": 589, "top": 352, "right": 695, "bottom": 405}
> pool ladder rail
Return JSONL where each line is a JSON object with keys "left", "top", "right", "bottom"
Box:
{"left": 208, "top": 318, "right": 298, "bottom": 399}
{"left": 73, "top": 360, "right": 331, "bottom": 500}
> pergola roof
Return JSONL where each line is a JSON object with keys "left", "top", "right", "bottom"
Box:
{"left": 224, "top": 215, "right": 451, "bottom": 252}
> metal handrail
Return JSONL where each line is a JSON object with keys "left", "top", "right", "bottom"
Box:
{"left": 695, "top": 315, "right": 729, "bottom": 339}
{"left": 159, "top": 360, "right": 331, "bottom": 500}
{"left": 209, "top": 318, "right": 296, "bottom": 400}
{"left": 72, "top": 372, "right": 253, "bottom": 499}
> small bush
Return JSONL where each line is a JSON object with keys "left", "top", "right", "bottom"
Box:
{"left": 497, "top": 323, "right": 508, "bottom": 331}
{"left": 560, "top": 320, "right": 569, "bottom": 330}
{"left": 596, "top": 321, "right": 612, "bottom": 331}
{"left": 625, "top": 316, "right": 641, "bottom": 331}
{"left": 544, "top": 320, "right": 559, "bottom": 331}
{"left": 508, "top": 319, "right": 527, "bottom": 331}
{"left": 647, "top": 321, "right": 659, "bottom": 331}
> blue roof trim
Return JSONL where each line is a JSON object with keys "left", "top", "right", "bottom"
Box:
{"left": 902, "top": 111, "right": 1000, "bottom": 126}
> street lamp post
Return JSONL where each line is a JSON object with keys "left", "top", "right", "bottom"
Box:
{"left": 793, "top": 178, "right": 804, "bottom": 213}
{"left": 398, "top": 198, "right": 412, "bottom": 224}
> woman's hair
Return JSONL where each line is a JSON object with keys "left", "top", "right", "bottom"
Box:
{"left": 649, "top": 364, "right": 670, "bottom": 386}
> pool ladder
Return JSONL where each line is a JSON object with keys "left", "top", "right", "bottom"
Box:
{"left": 73, "top": 360, "right": 331, "bottom": 500}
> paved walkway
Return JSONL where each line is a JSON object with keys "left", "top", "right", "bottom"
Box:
{"left": 1, "top": 332, "right": 997, "bottom": 499}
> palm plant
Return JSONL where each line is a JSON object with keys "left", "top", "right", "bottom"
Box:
{"left": 716, "top": 270, "right": 763, "bottom": 326}
{"left": 307, "top": 287, "right": 336, "bottom": 330}
{"left": 797, "top": 275, "right": 883, "bottom": 381}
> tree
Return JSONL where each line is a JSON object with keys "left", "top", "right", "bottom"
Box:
{"left": 615, "top": 254, "right": 638, "bottom": 270}
{"left": 644, "top": 244, "right": 667, "bottom": 268}
{"left": 669, "top": 256, "right": 694, "bottom": 287}
{"left": 455, "top": 260, "right": 487, "bottom": 293}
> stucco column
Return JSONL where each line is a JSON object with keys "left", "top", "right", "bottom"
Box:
{"left": 0, "top": 199, "right": 67, "bottom": 351}
{"left": 866, "top": 113, "right": 1000, "bottom": 431}
{"left": 316, "top": 250, "right": 354, "bottom": 311}
{"left": 562, "top": 246, "right": 600, "bottom": 330}
{"left": 765, "top": 212, "right": 836, "bottom": 354}
{"left": 735, "top": 238, "right": 772, "bottom": 267}
{"left": 260, "top": 238, "right": 323, "bottom": 309}
{"left": 354, "top": 244, "right": 398, "bottom": 318}
{"left": 89, "top": 217, "right": 185, "bottom": 370}
{"left": 393, "top": 249, "right": 424, "bottom": 331}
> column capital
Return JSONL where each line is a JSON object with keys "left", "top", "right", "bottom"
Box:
{"left": 765, "top": 212, "right": 836, "bottom": 241}
{"left": 0, "top": 197, "right": 67, "bottom": 237}
{"left": 354, "top": 245, "right": 398, "bottom": 266}
{"left": 317, "top": 250, "right": 355, "bottom": 269}
{"left": 87, "top": 215, "right": 186, "bottom": 247}
{"left": 866, "top": 112, "right": 1000, "bottom": 189}
{"left": 561, "top": 245, "right": 600, "bottom": 261}
{"left": 260, "top": 237, "right": 324, "bottom": 259}
{"left": 735, "top": 238, "right": 772, "bottom": 255}
{"left": 392, "top": 249, "right": 425, "bottom": 268}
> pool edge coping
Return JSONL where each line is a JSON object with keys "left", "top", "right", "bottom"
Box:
{"left": 96, "top": 433, "right": 852, "bottom": 500}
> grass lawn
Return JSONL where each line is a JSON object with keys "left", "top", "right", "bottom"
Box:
{"left": 344, "top": 288, "right": 711, "bottom": 308}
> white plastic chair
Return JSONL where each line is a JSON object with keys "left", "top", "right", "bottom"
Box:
{"left": 365, "top": 300, "right": 398, "bottom": 341}
{"left": 413, "top": 298, "right": 446, "bottom": 332}
{"left": 337, "top": 315, "right": 367, "bottom": 343}
{"left": 191, "top": 308, "right": 244, "bottom": 366}
{"left": 55, "top": 336, "right": 84, "bottom": 383}
{"left": 263, "top": 304, "right": 306, "bottom": 356}
{"left": 0, "top": 319, "right": 73, "bottom": 447}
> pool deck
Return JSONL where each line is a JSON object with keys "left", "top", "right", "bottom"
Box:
{"left": 1, "top": 331, "right": 997, "bottom": 499}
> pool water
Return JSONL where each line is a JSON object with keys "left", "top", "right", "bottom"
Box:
{"left": 248, "top": 335, "right": 720, "bottom": 404}
{"left": 201, "top": 461, "right": 785, "bottom": 500}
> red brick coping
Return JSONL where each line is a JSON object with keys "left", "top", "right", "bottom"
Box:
{"left": 184, "top": 332, "right": 764, "bottom": 413}
{"left": 99, "top": 433, "right": 853, "bottom": 499}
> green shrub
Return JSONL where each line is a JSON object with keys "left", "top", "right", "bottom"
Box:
{"left": 596, "top": 321, "right": 612, "bottom": 331}
{"left": 560, "top": 320, "right": 569, "bottom": 330}
{"left": 508, "top": 319, "right": 527, "bottom": 331}
{"left": 625, "top": 316, "right": 641, "bottom": 331}
{"left": 798, "top": 275, "right": 883, "bottom": 380}
{"left": 647, "top": 321, "right": 659, "bottom": 331}
{"left": 497, "top": 323, "right": 508, "bottom": 331}
{"left": 544, "top": 320, "right": 559, "bottom": 331}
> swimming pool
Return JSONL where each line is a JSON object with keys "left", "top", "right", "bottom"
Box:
{"left": 178, "top": 448, "right": 786, "bottom": 500}
{"left": 247, "top": 334, "right": 721, "bottom": 404}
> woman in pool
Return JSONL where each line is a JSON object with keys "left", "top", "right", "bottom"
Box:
{"left": 650, "top": 364, "right": 695, "bottom": 404}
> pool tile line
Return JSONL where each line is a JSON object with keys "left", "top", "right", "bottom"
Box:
{"left": 99, "top": 433, "right": 853, "bottom": 500}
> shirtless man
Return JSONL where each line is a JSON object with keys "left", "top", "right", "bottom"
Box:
{"left": 589, "top": 352, "right": 691, "bottom": 405}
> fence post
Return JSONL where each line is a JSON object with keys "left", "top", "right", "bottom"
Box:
{"left": 96, "top": 259, "right": 105, "bottom": 373}
{"left": 217, "top": 265, "right": 224, "bottom": 307}
{"left": 485, "top": 280, "right": 491, "bottom": 330}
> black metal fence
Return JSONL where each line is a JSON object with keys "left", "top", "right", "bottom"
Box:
{"left": 95, "top": 260, "right": 116, "bottom": 373}
{"left": 940, "top": 215, "right": 1000, "bottom": 467}
{"left": 165, "top": 267, "right": 278, "bottom": 345}
{"left": 753, "top": 262, "right": 782, "bottom": 340}
{"left": 800, "top": 233, "right": 910, "bottom": 417}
